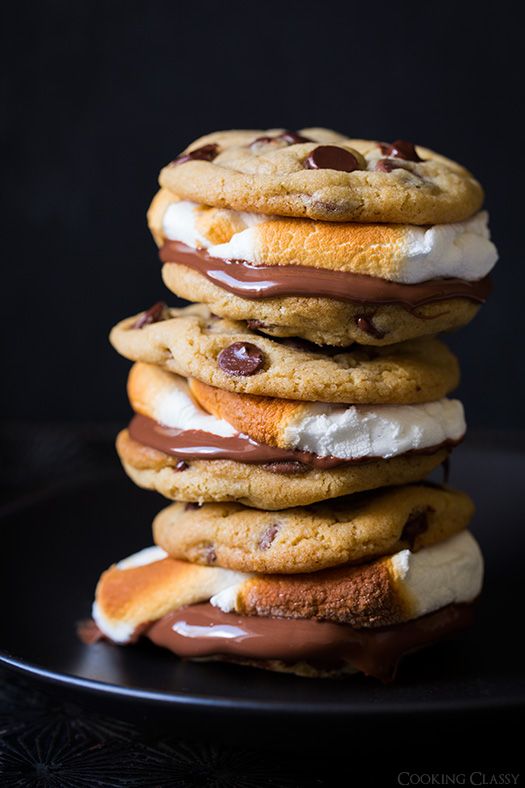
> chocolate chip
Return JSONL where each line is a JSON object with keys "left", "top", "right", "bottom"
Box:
{"left": 375, "top": 159, "right": 403, "bottom": 173}
{"left": 305, "top": 146, "right": 360, "bottom": 172}
{"left": 279, "top": 130, "right": 311, "bottom": 144}
{"left": 185, "top": 502, "right": 203, "bottom": 510}
{"left": 355, "top": 315, "right": 386, "bottom": 339}
{"left": 218, "top": 342, "right": 265, "bottom": 376}
{"left": 315, "top": 200, "right": 343, "bottom": 215}
{"left": 250, "top": 135, "right": 276, "bottom": 147}
{"left": 200, "top": 545, "right": 217, "bottom": 565}
{"left": 401, "top": 508, "right": 433, "bottom": 550}
{"left": 175, "top": 460, "right": 189, "bottom": 472}
{"left": 246, "top": 319, "right": 269, "bottom": 330}
{"left": 258, "top": 524, "right": 280, "bottom": 550}
{"left": 261, "top": 461, "right": 309, "bottom": 474}
{"left": 132, "top": 301, "right": 168, "bottom": 329}
{"left": 378, "top": 140, "right": 422, "bottom": 162}
{"left": 250, "top": 130, "right": 311, "bottom": 149}
{"left": 172, "top": 143, "right": 219, "bottom": 165}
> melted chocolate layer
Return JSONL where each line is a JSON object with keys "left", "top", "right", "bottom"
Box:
{"left": 160, "top": 241, "right": 492, "bottom": 307}
{"left": 128, "top": 414, "right": 457, "bottom": 470}
{"left": 146, "top": 602, "right": 475, "bottom": 681}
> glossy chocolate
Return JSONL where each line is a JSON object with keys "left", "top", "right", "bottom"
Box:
{"left": 160, "top": 241, "right": 492, "bottom": 308}
{"left": 305, "top": 146, "right": 360, "bottom": 172}
{"left": 379, "top": 140, "right": 423, "bottom": 162}
{"left": 217, "top": 342, "right": 265, "bottom": 376}
{"left": 355, "top": 315, "right": 386, "bottom": 339}
{"left": 171, "top": 143, "right": 219, "bottom": 165}
{"left": 132, "top": 301, "right": 168, "bottom": 329}
{"left": 127, "top": 414, "right": 458, "bottom": 471}
{"left": 146, "top": 602, "right": 475, "bottom": 681}
{"left": 375, "top": 158, "right": 404, "bottom": 173}
{"left": 280, "top": 130, "right": 312, "bottom": 144}
{"left": 128, "top": 414, "right": 347, "bottom": 469}
{"left": 251, "top": 131, "right": 312, "bottom": 147}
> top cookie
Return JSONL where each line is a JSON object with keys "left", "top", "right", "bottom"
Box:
{"left": 159, "top": 128, "right": 484, "bottom": 224}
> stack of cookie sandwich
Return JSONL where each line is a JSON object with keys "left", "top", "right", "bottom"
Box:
{"left": 88, "top": 129, "right": 497, "bottom": 680}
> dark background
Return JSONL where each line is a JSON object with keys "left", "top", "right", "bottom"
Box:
{"left": 1, "top": 5, "right": 523, "bottom": 781}
{"left": 1, "top": 0, "right": 522, "bottom": 428}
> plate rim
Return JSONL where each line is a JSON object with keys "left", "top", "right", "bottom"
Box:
{"left": 2, "top": 649, "right": 524, "bottom": 716}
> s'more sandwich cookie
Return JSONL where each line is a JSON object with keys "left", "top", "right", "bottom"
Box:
{"left": 88, "top": 526, "right": 483, "bottom": 680}
{"left": 149, "top": 129, "right": 497, "bottom": 346}
{"left": 116, "top": 363, "right": 465, "bottom": 509}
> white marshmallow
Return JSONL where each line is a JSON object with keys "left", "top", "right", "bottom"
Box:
{"left": 283, "top": 399, "right": 466, "bottom": 460}
{"left": 151, "top": 374, "right": 237, "bottom": 438}
{"left": 390, "top": 530, "right": 484, "bottom": 617}
{"left": 163, "top": 201, "right": 268, "bottom": 249}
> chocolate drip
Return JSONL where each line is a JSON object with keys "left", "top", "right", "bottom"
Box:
{"left": 145, "top": 602, "right": 475, "bottom": 682}
{"left": 128, "top": 414, "right": 458, "bottom": 471}
{"left": 77, "top": 619, "right": 105, "bottom": 645}
{"left": 160, "top": 241, "right": 492, "bottom": 308}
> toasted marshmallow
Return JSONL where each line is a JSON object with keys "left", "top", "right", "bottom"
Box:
{"left": 92, "top": 532, "right": 483, "bottom": 638}
{"left": 128, "top": 363, "right": 237, "bottom": 438}
{"left": 129, "top": 363, "right": 465, "bottom": 460}
{"left": 211, "top": 531, "right": 483, "bottom": 624}
{"left": 163, "top": 200, "right": 268, "bottom": 249}
{"left": 160, "top": 198, "right": 497, "bottom": 284}
{"left": 93, "top": 549, "right": 249, "bottom": 643}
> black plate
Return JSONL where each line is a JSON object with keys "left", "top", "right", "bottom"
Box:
{"left": 1, "top": 436, "right": 524, "bottom": 719}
